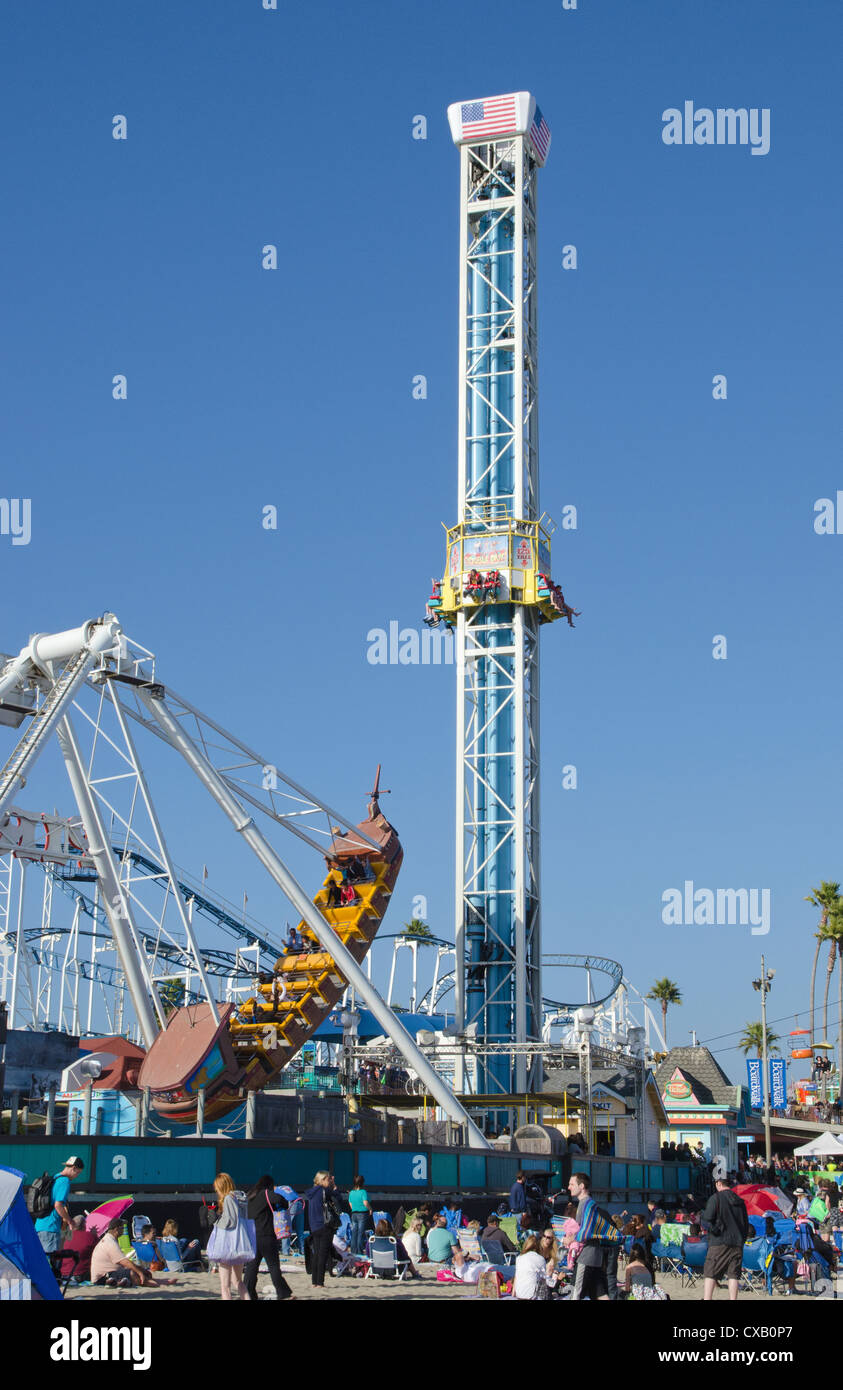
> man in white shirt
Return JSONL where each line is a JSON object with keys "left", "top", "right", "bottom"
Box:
{"left": 91, "top": 1219, "right": 158, "bottom": 1287}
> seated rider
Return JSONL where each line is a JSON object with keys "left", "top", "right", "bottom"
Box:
{"left": 465, "top": 569, "right": 483, "bottom": 596}
{"left": 551, "top": 583, "right": 581, "bottom": 629}
{"left": 346, "top": 856, "right": 367, "bottom": 883}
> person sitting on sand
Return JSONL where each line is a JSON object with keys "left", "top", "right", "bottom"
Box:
{"left": 161, "top": 1218, "right": 202, "bottom": 1268}
{"left": 58, "top": 1215, "right": 98, "bottom": 1283}
{"left": 425, "top": 1214, "right": 458, "bottom": 1265}
{"left": 623, "top": 1243, "right": 654, "bottom": 1295}
{"left": 91, "top": 1219, "right": 177, "bottom": 1288}
{"left": 450, "top": 1247, "right": 511, "bottom": 1285}
{"left": 403, "top": 1217, "right": 425, "bottom": 1266}
{"left": 480, "top": 1214, "right": 518, "bottom": 1256}
{"left": 368, "top": 1218, "right": 422, "bottom": 1279}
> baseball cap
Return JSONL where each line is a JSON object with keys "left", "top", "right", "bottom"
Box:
{"left": 64, "top": 1155, "right": 84, "bottom": 1169}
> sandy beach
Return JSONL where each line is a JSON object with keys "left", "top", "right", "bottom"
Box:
{"left": 63, "top": 1259, "right": 791, "bottom": 1302}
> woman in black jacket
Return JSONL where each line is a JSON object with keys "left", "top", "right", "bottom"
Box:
{"left": 243, "top": 1175, "right": 294, "bottom": 1301}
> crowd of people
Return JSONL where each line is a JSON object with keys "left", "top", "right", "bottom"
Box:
{"left": 27, "top": 1145, "right": 843, "bottom": 1301}
{"left": 660, "top": 1140, "right": 705, "bottom": 1163}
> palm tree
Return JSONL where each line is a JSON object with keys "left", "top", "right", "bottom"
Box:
{"left": 821, "top": 902, "right": 843, "bottom": 1048}
{"left": 804, "top": 882, "right": 841, "bottom": 1050}
{"left": 401, "top": 918, "right": 433, "bottom": 939}
{"left": 738, "top": 1022, "right": 780, "bottom": 1056}
{"left": 646, "top": 978, "right": 682, "bottom": 1048}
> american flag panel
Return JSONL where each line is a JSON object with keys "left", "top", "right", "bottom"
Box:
{"left": 459, "top": 94, "right": 519, "bottom": 141}
{"left": 529, "top": 107, "right": 551, "bottom": 162}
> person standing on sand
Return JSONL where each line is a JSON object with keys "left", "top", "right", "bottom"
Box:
{"left": 348, "top": 1174, "right": 371, "bottom": 1255}
{"left": 243, "top": 1175, "right": 293, "bottom": 1302}
{"left": 34, "top": 1155, "right": 83, "bottom": 1254}
{"left": 304, "top": 1171, "right": 337, "bottom": 1288}
{"left": 206, "top": 1172, "right": 255, "bottom": 1301}
{"left": 701, "top": 1176, "right": 749, "bottom": 1302}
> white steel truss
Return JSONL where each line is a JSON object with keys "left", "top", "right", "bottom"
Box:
{"left": 454, "top": 132, "right": 543, "bottom": 1095}
{"left": 0, "top": 616, "right": 491, "bottom": 1145}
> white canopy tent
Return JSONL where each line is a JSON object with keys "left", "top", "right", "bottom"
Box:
{"left": 793, "top": 1130, "right": 843, "bottom": 1157}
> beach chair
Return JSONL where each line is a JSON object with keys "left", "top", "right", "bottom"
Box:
{"left": 679, "top": 1239, "right": 706, "bottom": 1287}
{"left": 457, "top": 1231, "right": 482, "bottom": 1260}
{"left": 651, "top": 1239, "right": 685, "bottom": 1281}
{"left": 498, "top": 1215, "right": 519, "bottom": 1247}
{"left": 47, "top": 1247, "right": 79, "bottom": 1295}
{"left": 740, "top": 1238, "right": 773, "bottom": 1294}
{"left": 783, "top": 1222, "right": 831, "bottom": 1295}
{"left": 364, "top": 1235, "right": 409, "bottom": 1281}
{"left": 132, "top": 1239, "right": 161, "bottom": 1267}
{"left": 131, "top": 1214, "right": 152, "bottom": 1242}
{"left": 157, "top": 1238, "right": 185, "bottom": 1272}
{"left": 481, "top": 1239, "right": 516, "bottom": 1267}
{"left": 441, "top": 1206, "right": 463, "bottom": 1233}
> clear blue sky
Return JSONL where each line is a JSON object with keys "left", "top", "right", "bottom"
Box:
{"left": 1, "top": 0, "right": 841, "bottom": 1082}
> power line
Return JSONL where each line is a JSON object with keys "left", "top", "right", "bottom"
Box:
{"left": 699, "top": 996, "right": 841, "bottom": 1048}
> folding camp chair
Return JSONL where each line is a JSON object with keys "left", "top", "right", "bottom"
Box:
{"left": 740, "top": 1238, "right": 773, "bottom": 1293}
{"left": 157, "top": 1238, "right": 185, "bottom": 1272}
{"left": 678, "top": 1239, "right": 706, "bottom": 1288}
{"left": 651, "top": 1240, "right": 685, "bottom": 1281}
{"left": 131, "top": 1214, "right": 152, "bottom": 1241}
{"left": 788, "top": 1222, "right": 832, "bottom": 1295}
{"left": 364, "top": 1235, "right": 409, "bottom": 1281}
{"left": 132, "top": 1239, "right": 161, "bottom": 1267}
{"left": 550, "top": 1216, "right": 567, "bottom": 1240}
{"left": 457, "top": 1231, "right": 482, "bottom": 1260}
{"left": 47, "top": 1247, "right": 79, "bottom": 1295}
{"left": 481, "top": 1239, "right": 516, "bottom": 1267}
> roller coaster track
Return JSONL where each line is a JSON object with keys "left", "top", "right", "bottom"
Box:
{"left": 413, "top": 949, "right": 625, "bottom": 1015}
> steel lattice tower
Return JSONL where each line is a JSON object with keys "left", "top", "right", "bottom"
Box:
{"left": 429, "top": 94, "right": 572, "bottom": 1100}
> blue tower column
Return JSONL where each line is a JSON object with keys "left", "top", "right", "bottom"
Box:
{"left": 441, "top": 94, "right": 556, "bottom": 1103}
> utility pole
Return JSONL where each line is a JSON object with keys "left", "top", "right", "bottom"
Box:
{"left": 753, "top": 958, "right": 775, "bottom": 1166}
{"left": 0, "top": 1000, "right": 7, "bottom": 1113}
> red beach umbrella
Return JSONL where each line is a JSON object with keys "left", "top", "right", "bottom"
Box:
{"left": 733, "top": 1184, "right": 793, "bottom": 1217}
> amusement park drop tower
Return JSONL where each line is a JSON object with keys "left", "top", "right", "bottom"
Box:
{"left": 428, "top": 94, "right": 573, "bottom": 1100}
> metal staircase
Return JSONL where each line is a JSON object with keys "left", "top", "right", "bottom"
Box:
{"left": 0, "top": 647, "right": 95, "bottom": 818}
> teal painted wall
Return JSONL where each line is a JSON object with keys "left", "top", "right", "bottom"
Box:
{"left": 487, "top": 1155, "right": 520, "bottom": 1190}
{"left": 95, "top": 1144, "right": 216, "bottom": 1187}
{"left": 223, "top": 1148, "right": 329, "bottom": 1190}
{"left": 431, "top": 1152, "right": 458, "bottom": 1188}
{"left": 458, "top": 1154, "right": 486, "bottom": 1188}
{"left": 357, "top": 1149, "right": 429, "bottom": 1186}
{"left": 331, "top": 1148, "right": 355, "bottom": 1188}
{"left": 0, "top": 1142, "right": 93, "bottom": 1186}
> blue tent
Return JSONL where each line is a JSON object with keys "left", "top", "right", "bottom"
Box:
{"left": 0, "top": 1165, "right": 63, "bottom": 1300}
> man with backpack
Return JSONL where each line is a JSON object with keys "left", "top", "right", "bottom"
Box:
{"left": 701, "top": 1175, "right": 749, "bottom": 1300}
{"left": 31, "top": 1155, "right": 84, "bottom": 1254}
